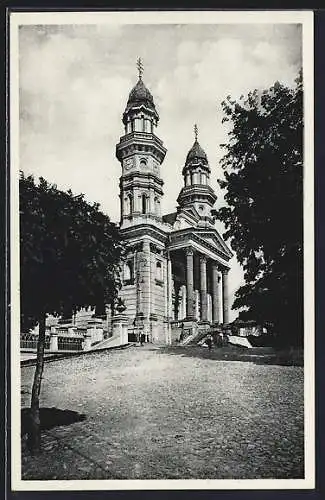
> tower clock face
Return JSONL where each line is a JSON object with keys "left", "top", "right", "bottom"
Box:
{"left": 124, "top": 158, "right": 134, "bottom": 171}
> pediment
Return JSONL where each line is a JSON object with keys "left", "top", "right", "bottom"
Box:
{"left": 173, "top": 208, "right": 198, "bottom": 229}
{"left": 193, "top": 230, "right": 233, "bottom": 259}
{"left": 169, "top": 227, "right": 233, "bottom": 262}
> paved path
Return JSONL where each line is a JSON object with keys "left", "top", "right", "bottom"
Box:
{"left": 21, "top": 345, "right": 304, "bottom": 480}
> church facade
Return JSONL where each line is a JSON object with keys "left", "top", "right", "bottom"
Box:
{"left": 115, "top": 63, "right": 233, "bottom": 344}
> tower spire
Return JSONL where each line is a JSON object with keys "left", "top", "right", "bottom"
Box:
{"left": 194, "top": 123, "right": 198, "bottom": 142}
{"left": 137, "top": 57, "right": 144, "bottom": 80}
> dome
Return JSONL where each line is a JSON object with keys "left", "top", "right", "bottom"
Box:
{"left": 186, "top": 140, "right": 208, "bottom": 163}
{"left": 124, "top": 78, "right": 158, "bottom": 116}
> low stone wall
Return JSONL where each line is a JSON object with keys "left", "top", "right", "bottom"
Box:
{"left": 20, "top": 325, "right": 105, "bottom": 354}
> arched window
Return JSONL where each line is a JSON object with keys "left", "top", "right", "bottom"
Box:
{"left": 124, "top": 197, "right": 129, "bottom": 215}
{"left": 124, "top": 260, "right": 134, "bottom": 284}
{"left": 140, "top": 158, "right": 147, "bottom": 167}
{"left": 154, "top": 197, "right": 160, "bottom": 215}
{"left": 200, "top": 173, "right": 206, "bottom": 185}
{"left": 125, "top": 194, "right": 133, "bottom": 215}
{"left": 141, "top": 194, "right": 147, "bottom": 214}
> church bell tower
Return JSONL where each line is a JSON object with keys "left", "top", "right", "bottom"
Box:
{"left": 176, "top": 124, "right": 217, "bottom": 227}
{"left": 116, "top": 59, "right": 167, "bottom": 229}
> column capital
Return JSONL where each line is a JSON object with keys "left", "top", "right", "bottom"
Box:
{"left": 221, "top": 267, "right": 230, "bottom": 276}
{"left": 199, "top": 254, "right": 207, "bottom": 263}
{"left": 185, "top": 247, "right": 194, "bottom": 256}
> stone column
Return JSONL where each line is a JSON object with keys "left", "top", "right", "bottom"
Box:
{"left": 164, "top": 256, "right": 168, "bottom": 319}
{"left": 181, "top": 285, "right": 186, "bottom": 319}
{"left": 167, "top": 253, "right": 173, "bottom": 318}
{"left": 142, "top": 241, "right": 151, "bottom": 327}
{"left": 186, "top": 248, "right": 194, "bottom": 318}
{"left": 136, "top": 250, "right": 141, "bottom": 319}
{"left": 212, "top": 262, "right": 220, "bottom": 324}
{"left": 174, "top": 282, "right": 181, "bottom": 320}
{"left": 149, "top": 187, "right": 154, "bottom": 214}
{"left": 200, "top": 255, "right": 208, "bottom": 322}
{"left": 222, "top": 268, "right": 230, "bottom": 324}
{"left": 133, "top": 188, "right": 139, "bottom": 213}
{"left": 119, "top": 193, "right": 123, "bottom": 222}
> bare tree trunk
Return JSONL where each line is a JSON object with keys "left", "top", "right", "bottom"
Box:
{"left": 28, "top": 311, "right": 46, "bottom": 453}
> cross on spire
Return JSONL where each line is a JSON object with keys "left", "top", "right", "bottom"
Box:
{"left": 194, "top": 123, "right": 198, "bottom": 142}
{"left": 137, "top": 57, "right": 144, "bottom": 79}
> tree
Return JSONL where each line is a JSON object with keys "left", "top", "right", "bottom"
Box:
{"left": 216, "top": 73, "right": 303, "bottom": 346}
{"left": 20, "top": 173, "right": 124, "bottom": 452}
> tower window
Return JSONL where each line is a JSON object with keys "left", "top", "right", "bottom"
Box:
{"left": 141, "top": 194, "right": 148, "bottom": 214}
{"left": 140, "top": 158, "right": 147, "bottom": 167}
{"left": 124, "top": 260, "right": 134, "bottom": 284}
{"left": 154, "top": 197, "right": 160, "bottom": 215}
{"left": 200, "top": 173, "right": 206, "bottom": 185}
{"left": 156, "top": 261, "right": 163, "bottom": 282}
{"left": 134, "top": 118, "right": 142, "bottom": 131}
{"left": 144, "top": 119, "right": 151, "bottom": 133}
{"left": 125, "top": 194, "right": 133, "bottom": 215}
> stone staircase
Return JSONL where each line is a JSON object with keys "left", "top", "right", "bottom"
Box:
{"left": 180, "top": 328, "right": 209, "bottom": 346}
{"left": 88, "top": 333, "right": 128, "bottom": 351}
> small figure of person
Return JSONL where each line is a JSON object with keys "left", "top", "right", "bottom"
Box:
{"left": 179, "top": 331, "right": 184, "bottom": 343}
{"left": 140, "top": 332, "right": 145, "bottom": 346}
{"left": 206, "top": 334, "right": 213, "bottom": 351}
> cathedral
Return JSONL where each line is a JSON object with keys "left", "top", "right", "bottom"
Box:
{"left": 115, "top": 60, "right": 233, "bottom": 344}
{"left": 22, "top": 60, "right": 233, "bottom": 351}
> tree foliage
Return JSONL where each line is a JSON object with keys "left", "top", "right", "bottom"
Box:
{"left": 20, "top": 173, "right": 124, "bottom": 450}
{"left": 20, "top": 173, "right": 124, "bottom": 326}
{"left": 216, "top": 74, "right": 303, "bottom": 345}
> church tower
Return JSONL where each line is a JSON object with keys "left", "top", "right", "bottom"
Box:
{"left": 176, "top": 125, "right": 217, "bottom": 228}
{"left": 116, "top": 59, "right": 167, "bottom": 229}
{"left": 115, "top": 60, "right": 170, "bottom": 345}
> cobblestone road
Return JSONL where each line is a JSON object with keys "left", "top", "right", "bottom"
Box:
{"left": 21, "top": 345, "right": 304, "bottom": 480}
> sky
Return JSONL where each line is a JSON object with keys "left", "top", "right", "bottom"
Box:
{"left": 18, "top": 21, "right": 302, "bottom": 319}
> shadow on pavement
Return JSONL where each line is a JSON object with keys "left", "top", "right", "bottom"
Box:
{"left": 21, "top": 407, "right": 86, "bottom": 435}
{"left": 158, "top": 345, "right": 303, "bottom": 367}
